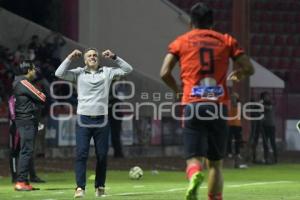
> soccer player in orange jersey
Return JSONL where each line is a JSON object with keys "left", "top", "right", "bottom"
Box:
{"left": 160, "top": 3, "right": 254, "bottom": 200}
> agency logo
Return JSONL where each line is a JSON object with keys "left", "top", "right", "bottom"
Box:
{"left": 49, "top": 80, "right": 265, "bottom": 128}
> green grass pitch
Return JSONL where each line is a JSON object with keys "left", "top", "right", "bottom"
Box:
{"left": 1, "top": 164, "right": 300, "bottom": 200}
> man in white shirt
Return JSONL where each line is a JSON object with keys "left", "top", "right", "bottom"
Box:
{"left": 55, "top": 48, "right": 133, "bottom": 198}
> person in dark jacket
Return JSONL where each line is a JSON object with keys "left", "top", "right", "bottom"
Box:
{"left": 260, "top": 91, "right": 277, "bottom": 164}
{"left": 13, "top": 60, "right": 46, "bottom": 191}
{"left": 249, "top": 97, "right": 263, "bottom": 163}
{"left": 8, "top": 95, "right": 45, "bottom": 183}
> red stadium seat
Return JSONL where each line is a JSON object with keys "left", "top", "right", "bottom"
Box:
{"left": 288, "top": 2, "right": 299, "bottom": 12}
{"left": 260, "top": 46, "right": 271, "bottom": 57}
{"left": 295, "top": 14, "right": 300, "bottom": 22}
{"left": 250, "top": 46, "right": 260, "bottom": 56}
{"left": 266, "top": 58, "right": 278, "bottom": 69}
{"left": 216, "top": 11, "right": 227, "bottom": 21}
{"left": 261, "top": 35, "right": 272, "bottom": 45}
{"left": 279, "top": 2, "right": 289, "bottom": 11}
{"left": 260, "top": 12, "right": 271, "bottom": 22}
{"left": 253, "top": 1, "right": 263, "bottom": 10}
{"left": 278, "top": 59, "right": 289, "bottom": 69}
{"left": 215, "top": 22, "right": 231, "bottom": 33}
{"left": 256, "top": 24, "right": 264, "bottom": 32}
{"left": 296, "top": 36, "right": 300, "bottom": 45}
{"left": 283, "top": 23, "right": 297, "bottom": 34}
{"left": 251, "top": 12, "right": 259, "bottom": 21}
{"left": 272, "top": 1, "right": 281, "bottom": 11}
{"left": 264, "top": 2, "right": 273, "bottom": 10}
{"left": 262, "top": 24, "right": 272, "bottom": 33}
{"left": 295, "top": 1, "right": 300, "bottom": 10}
{"left": 289, "top": 71, "right": 300, "bottom": 92}
{"left": 271, "top": 47, "right": 281, "bottom": 57}
{"left": 272, "top": 59, "right": 282, "bottom": 69}
{"left": 212, "top": 0, "right": 223, "bottom": 9}
{"left": 261, "top": 2, "right": 270, "bottom": 10}
{"left": 201, "top": 0, "right": 210, "bottom": 5}
{"left": 218, "top": 1, "right": 225, "bottom": 9}
{"left": 274, "top": 35, "right": 285, "bottom": 46}
{"left": 290, "top": 59, "right": 300, "bottom": 68}
{"left": 292, "top": 48, "right": 300, "bottom": 57}
{"left": 223, "top": 0, "right": 232, "bottom": 9}
{"left": 282, "top": 13, "right": 293, "bottom": 22}
{"left": 225, "top": 22, "right": 232, "bottom": 32}
{"left": 250, "top": 35, "right": 261, "bottom": 45}
{"left": 251, "top": 1, "right": 256, "bottom": 9}
{"left": 271, "top": 13, "right": 280, "bottom": 22}
{"left": 295, "top": 26, "right": 300, "bottom": 33}
{"left": 289, "top": 13, "right": 296, "bottom": 22}
{"left": 286, "top": 36, "right": 297, "bottom": 46}
{"left": 214, "top": 12, "right": 222, "bottom": 20}
{"left": 271, "top": 24, "right": 282, "bottom": 33}
{"left": 204, "top": 0, "right": 213, "bottom": 7}
{"left": 223, "top": 11, "right": 231, "bottom": 20}
{"left": 280, "top": 47, "right": 291, "bottom": 57}
{"left": 250, "top": 23, "right": 259, "bottom": 33}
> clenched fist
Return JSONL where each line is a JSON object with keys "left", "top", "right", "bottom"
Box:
{"left": 102, "top": 49, "right": 117, "bottom": 60}
{"left": 67, "top": 49, "right": 82, "bottom": 61}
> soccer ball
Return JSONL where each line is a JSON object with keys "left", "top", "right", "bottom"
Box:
{"left": 129, "top": 166, "right": 143, "bottom": 180}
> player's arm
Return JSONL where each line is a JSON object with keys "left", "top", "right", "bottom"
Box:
{"left": 228, "top": 54, "right": 254, "bottom": 82}
{"left": 102, "top": 50, "right": 133, "bottom": 79}
{"left": 160, "top": 53, "right": 180, "bottom": 93}
{"left": 55, "top": 49, "right": 82, "bottom": 82}
{"left": 19, "top": 80, "right": 46, "bottom": 104}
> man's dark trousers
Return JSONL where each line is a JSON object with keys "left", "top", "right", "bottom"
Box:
{"left": 75, "top": 115, "right": 110, "bottom": 189}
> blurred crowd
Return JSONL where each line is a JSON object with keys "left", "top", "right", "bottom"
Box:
{"left": 0, "top": 32, "right": 74, "bottom": 117}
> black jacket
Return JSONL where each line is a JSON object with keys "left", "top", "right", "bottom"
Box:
{"left": 13, "top": 76, "right": 46, "bottom": 126}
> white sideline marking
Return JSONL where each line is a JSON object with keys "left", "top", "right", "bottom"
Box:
{"left": 133, "top": 185, "right": 145, "bottom": 188}
{"left": 103, "top": 181, "right": 294, "bottom": 197}
{"left": 31, "top": 193, "right": 43, "bottom": 196}
{"left": 227, "top": 181, "right": 293, "bottom": 188}
{"left": 54, "top": 191, "right": 65, "bottom": 194}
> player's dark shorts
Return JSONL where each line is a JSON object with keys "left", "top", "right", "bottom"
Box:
{"left": 183, "top": 102, "right": 228, "bottom": 161}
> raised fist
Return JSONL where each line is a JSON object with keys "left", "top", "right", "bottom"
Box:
{"left": 67, "top": 49, "right": 82, "bottom": 61}
{"left": 102, "top": 49, "right": 116, "bottom": 60}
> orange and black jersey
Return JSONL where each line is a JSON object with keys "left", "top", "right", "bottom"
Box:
{"left": 13, "top": 76, "right": 46, "bottom": 126}
{"left": 168, "top": 29, "right": 244, "bottom": 105}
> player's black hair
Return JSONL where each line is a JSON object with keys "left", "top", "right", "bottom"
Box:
{"left": 190, "top": 2, "right": 213, "bottom": 29}
{"left": 19, "top": 60, "right": 35, "bottom": 75}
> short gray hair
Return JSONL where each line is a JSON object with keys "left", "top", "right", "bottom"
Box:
{"left": 83, "top": 47, "right": 99, "bottom": 56}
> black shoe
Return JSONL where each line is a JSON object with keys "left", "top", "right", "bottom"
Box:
{"left": 30, "top": 176, "right": 46, "bottom": 183}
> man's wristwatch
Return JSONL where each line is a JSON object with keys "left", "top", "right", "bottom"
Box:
{"left": 111, "top": 54, "right": 117, "bottom": 60}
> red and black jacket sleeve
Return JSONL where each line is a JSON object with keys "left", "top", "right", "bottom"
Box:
{"left": 19, "top": 79, "right": 46, "bottom": 104}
